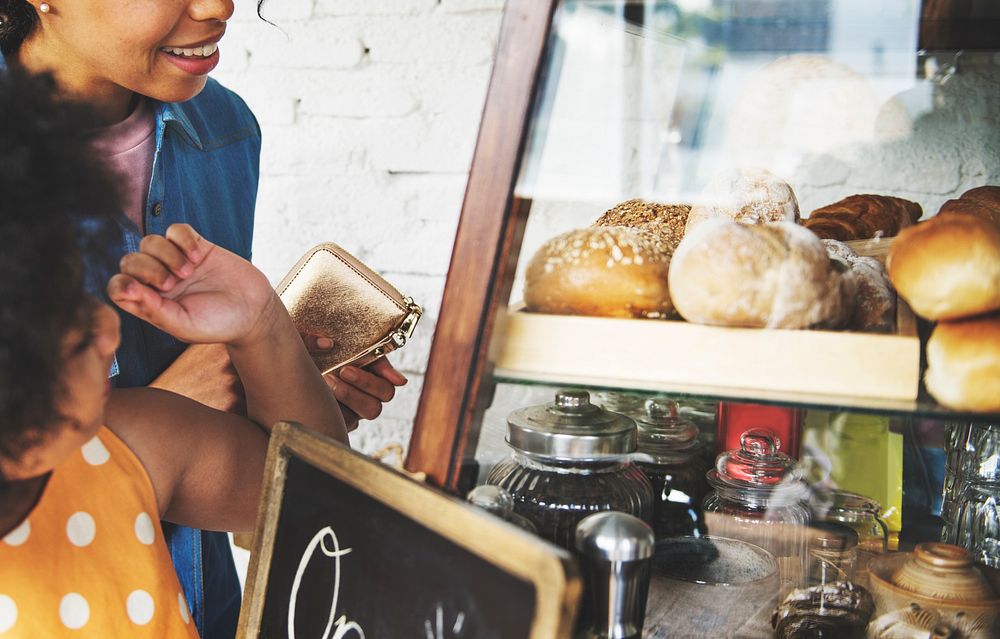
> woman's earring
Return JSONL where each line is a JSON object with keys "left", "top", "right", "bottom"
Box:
{"left": 39, "top": 3, "right": 50, "bottom": 13}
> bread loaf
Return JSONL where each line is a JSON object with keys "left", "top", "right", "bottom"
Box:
{"left": 669, "top": 220, "right": 854, "bottom": 329}
{"left": 684, "top": 168, "right": 799, "bottom": 234}
{"left": 823, "top": 239, "right": 895, "bottom": 332}
{"left": 938, "top": 186, "right": 1000, "bottom": 227}
{"left": 960, "top": 185, "right": 1000, "bottom": 212}
{"left": 524, "top": 226, "right": 674, "bottom": 319}
{"left": 925, "top": 315, "right": 1000, "bottom": 412}
{"left": 594, "top": 199, "right": 691, "bottom": 252}
{"left": 937, "top": 197, "right": 1000, "bottom": 226}
{"left": 804, "top": 194, "right": 921, "bottom": 241}
{"left": 887, "top": 214, "right": 1000, "bottom": 320}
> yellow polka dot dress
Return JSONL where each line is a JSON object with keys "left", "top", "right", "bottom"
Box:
{"left": 0, "top": 427, "right": 200, "bottom": 638}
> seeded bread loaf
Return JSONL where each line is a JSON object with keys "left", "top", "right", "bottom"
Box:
{"left": 594, "top": 199, "right": 691, "bottom": 253}
{"left": 524, "top": 226, "right": 674, "bottom": 319}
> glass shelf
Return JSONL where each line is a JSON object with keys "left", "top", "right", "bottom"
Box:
{"left": 491, "top": 371, "right": 999, "bottom": 424}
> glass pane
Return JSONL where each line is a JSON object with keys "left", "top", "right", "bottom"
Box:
{"left": 487, "top": 0, "right": 1000, "bottom": 417}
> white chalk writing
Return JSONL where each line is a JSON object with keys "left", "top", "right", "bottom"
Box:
{"left": 288, "top": 526, "right": 365, "bottom": 639}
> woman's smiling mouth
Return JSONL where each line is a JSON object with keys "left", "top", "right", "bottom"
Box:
{"left": 160, "top": 42, "right": 219, "bottom": 58}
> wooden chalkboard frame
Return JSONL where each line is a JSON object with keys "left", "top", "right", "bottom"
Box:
{"left": 237, "top": 422, "right": 581, "bottom": 638}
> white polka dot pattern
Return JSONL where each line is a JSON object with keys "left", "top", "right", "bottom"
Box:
{"left": 178, "top": 593, "right": 190, "bottom": 624}
{"left": 0, "top": 594, "right": 17, "bottom": 632}
{"left": 59, "top": 593, "right": 89, "bottom": 629}
{"left": 66, "top": 512, "right": 96, "bottom": 547}
{"left": 2, "top": 520, "right": 30, "bottom": 546}
{"left": 127, "top": 590, "right": 155, "bottom": 625}
{"left": 134, "top": 512, "right": 155, "bottom": 545}
{"left": 81, "top": 437, "right": 111, "bottom": 465}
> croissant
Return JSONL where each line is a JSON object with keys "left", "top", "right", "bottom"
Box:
{"left": 803, "top": 194, "right": 922, "bottom": 241}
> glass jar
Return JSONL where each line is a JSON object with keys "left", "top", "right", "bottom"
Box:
{"left": 485, "top": 390, "right": 653, "bottom": 550}
{"left": 632, "top": 399, "right": 710, "bottom": 539}
{"left": 948, "top": 481, "right": 1000, "bottom": 568}
{"left": 805, "top": 521, "right": 858, "bottom": 587}
{"left": 703, "top": 428, "right": 811, "bottom": 593}
{"left": 810, "top": 489, "right": 888, "bottom": 587}
{"left": 465, "top": 484, "right": 538, "bottom": 534}
{"left": 591, "top": 390, "right": 647, "bottom": 421}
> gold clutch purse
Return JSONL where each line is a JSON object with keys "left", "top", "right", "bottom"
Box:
{"left": 276, "top": 243, "right": 422, "bottom": 374}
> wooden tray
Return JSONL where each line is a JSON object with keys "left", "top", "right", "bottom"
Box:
{"left": 492, "top": 298, "right": 920, "bottom": 403}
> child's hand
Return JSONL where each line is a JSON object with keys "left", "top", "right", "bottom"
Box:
{"left": 108, "top": 224, "right": 279, "bottom": 346}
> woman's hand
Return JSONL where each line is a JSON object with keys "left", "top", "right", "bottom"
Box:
{"left": 325, "top": 358, "right": 407, "bottom": 430}
{"left": 108, "top": 224, "right": 278, "bottom": 346}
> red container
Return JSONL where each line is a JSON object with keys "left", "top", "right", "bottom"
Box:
{"left": 716, "top": 402, "right": 803, "bottom": 459}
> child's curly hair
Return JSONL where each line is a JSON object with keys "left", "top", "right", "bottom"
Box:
{"left": 0, "top": 70, "right": 122, "bottom": 467}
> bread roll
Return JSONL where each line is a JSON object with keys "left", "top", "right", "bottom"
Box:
{"left": 524, "top": 226, "right": 673, "bottom": 319}
{"left": 822, "top": 239, "right": 896, "bottom": 332}
{"left": 594, "top": 199, "right": 691, "bottom": 252}
{"left": 925, "top": 315, "right": 1000, "bottom": 412}
{"left": 887, "top": 214, "right": 1000, "bottom": 320}
{"left": 960, "top": 185, "right": 1000, "bottom": 212}
{"left": 938, "top": 197, "right": 1000, "bottom": 226}
{"left": 804, "top": 194, "right": 921, "bottom": 241}
{"left": 669, "top": 220, "right": 853, "bottom": 329}
{"left": 684, "top": 168, "right": 799, "bottom": 234}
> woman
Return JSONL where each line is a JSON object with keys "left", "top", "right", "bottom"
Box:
{"left": 0, "top": 2, "right": 405, "bottom": 636}
{"left": 0, "top": 69, "right": 347, "bottom": 638}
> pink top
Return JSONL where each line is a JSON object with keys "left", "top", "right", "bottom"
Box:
{"left": 91, "top": 98, "right": 156, "bottom": 234}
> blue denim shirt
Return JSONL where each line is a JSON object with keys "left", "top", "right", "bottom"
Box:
{"left": 111, "top": 78, "right": 260, "bottom": 639}
{"left": 2, "top": 53, "right": 261, "bottom": 639}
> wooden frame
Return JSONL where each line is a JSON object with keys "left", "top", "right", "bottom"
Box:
{"left": 238, "top": 421, "right": 580, "bottom": 638}
{"left": 404, "top": 0, "right": 559, "bottom": 490}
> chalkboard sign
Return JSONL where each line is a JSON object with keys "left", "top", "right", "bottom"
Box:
{"left": 237, "top": 422, "right": 581, "bottom": 638}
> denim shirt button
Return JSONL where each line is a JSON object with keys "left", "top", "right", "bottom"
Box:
{"left": 152, "top": 202, "right": 162, "bottom": 216}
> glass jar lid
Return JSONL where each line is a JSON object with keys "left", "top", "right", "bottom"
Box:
{"left": 636, "top": 399, "right": 702, "bottom": 458}
{"left": 506, "top": 389, "right": 637, "bottom": 461}
{"left": 712, "top": 428, "right": 803, "bottom": 487}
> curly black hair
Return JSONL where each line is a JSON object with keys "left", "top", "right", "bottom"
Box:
{"left": 0, "top": 70, "right": 122, "bottom": 468}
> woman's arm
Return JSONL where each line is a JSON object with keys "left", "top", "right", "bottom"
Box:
{"left": 107, "top": 224, "right": 347, "bottom": 529}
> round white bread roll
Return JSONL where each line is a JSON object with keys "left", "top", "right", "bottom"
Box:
{"left": 524, "top": 226, "right": 673, "bottom": 319}
{"left": 887, "top": 214, "right": 1000, "bottom": 320}
{"left": 669, "top": 220, "right": 854, "bottom": 329}
{"left": 925, "top": 315, "right": 1000, "bottom": 412}
{"left": 822, "top": 239, "right": 896, "bottom": 333}
{"left": 684, "top": 167, "right": 800, "bottom": 234}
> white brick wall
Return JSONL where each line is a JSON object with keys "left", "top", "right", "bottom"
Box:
{"left": 213, "top": 0, "right": 506, "bottom": 454}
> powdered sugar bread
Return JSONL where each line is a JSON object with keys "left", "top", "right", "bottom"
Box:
{"left": 524, "top": 226, "right": 674, "bottom": 319}
{"left": 823, "top": 239, "right": 896, "bottom": 333}
{"left": 669, "top": 220, "right": 853, "bottom": 329}
{"left": 684, "top": 168, "right": 800, "bottom": 235}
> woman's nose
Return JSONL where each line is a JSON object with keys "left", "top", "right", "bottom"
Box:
{"left": 189, "top": 0, "right": 235, "bottom": 23}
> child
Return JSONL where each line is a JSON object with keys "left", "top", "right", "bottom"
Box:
{"left": 0, "top": 71, "right": 347, "bottom": 637}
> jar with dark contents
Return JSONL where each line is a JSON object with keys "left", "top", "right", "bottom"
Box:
{"left": 485, "top": 390, "right": 653, "bottom": 550}
{"left": 633, "top": 399, "right": 710, "bottom": 539}
{"left": 703, "top": 429, "right": 810, "bottom": 594}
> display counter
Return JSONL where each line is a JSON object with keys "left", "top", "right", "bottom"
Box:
{"left": 406, "top": 0, "right": 1000, "bottom": 636}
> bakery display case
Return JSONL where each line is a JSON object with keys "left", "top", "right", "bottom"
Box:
{"left": 406, "top": 0, "right": 1000, "bottom": 636}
